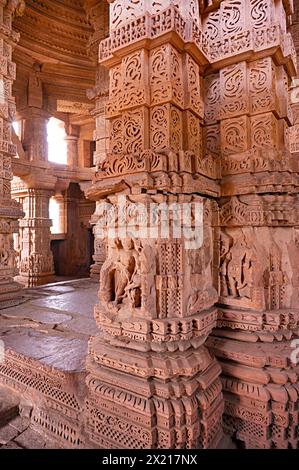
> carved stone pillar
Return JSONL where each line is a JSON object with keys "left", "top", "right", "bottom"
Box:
{"left": 85, "top": 0, "right": 110, "bottom": 279}
{"left": 203, "top": 0, "right": 299, "bottom": 449}
{"left": 12, "top": 79, "right": 57, "bottom": 286}
{"left": 12, "top": 180, "right": 54, "bottom": 287}
{"left": 0, "top": 0, "right": 25, "bottom": 307}
{"left": 84, "top": 1, "right": 224, "bottom": 449}
{"left": 21, "top": 108, "right": 49, "bottom": 162}
{"left": 65, "top": 125, "right": 80, "bottom": 168}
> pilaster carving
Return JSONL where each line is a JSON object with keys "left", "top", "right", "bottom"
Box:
{"left": 0, "top": 0, "right": 25, "bottom": 307}
{"left": 205, "top": 0, "right": 299, "bottom": 449}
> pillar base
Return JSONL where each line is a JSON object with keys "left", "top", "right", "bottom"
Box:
{"left": 85, "top": 332, "right": 224, "bottom": 449}
{"left": 15, "top": 273, "right": 54, "bottom": 289}
{"left": 0, "top": 280, "right": 24, "bottom": 309}
{"left": 208, "top": 307, "right": 299, "bottom": 449}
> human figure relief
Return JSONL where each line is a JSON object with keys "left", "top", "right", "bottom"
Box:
{"left": 219, "top": 232, "right": 232, "bottom": 297}
{"left": 100, "top": 238, "right": 141, "bottom": 311}
{"left": 0, "top": 234, "right": 13, "bottom": 268}
{"left": 220, "top": 232, "right": 253, "bottom": 299}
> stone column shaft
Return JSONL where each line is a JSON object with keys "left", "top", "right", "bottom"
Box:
{"left": 65, "top": 125, "right": 80, "bottom": 168}
{"left": 85, "top": 0, "right": 110, "bottom": 279}
{"left": 22, "top": 109, "right": 49, "bottom": 162}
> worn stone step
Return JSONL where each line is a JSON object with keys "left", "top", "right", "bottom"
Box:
{"left": 0, "top": 386, "right": 19, "bottom": 427}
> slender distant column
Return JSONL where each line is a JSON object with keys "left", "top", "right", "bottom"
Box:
{"left": 65, "top": 125, "right": 80, "bottom": 168}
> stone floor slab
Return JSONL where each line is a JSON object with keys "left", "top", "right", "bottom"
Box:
{"left": 31, "top": 288, "right": 98, "bottom": 318}
{"left": 0, "top": 441, "right": 23, "bottom": 449}
{"left": 0, "top": 425, "right": 19, "bottom": 445}
{"left": 15, "top": 428, "right": 47, "bottom": 449}
{"left": 9, "top": 416, "right": 30, "bottom": 433}
{"left": 2, "top": 331, "right": 88, "bottom": 372}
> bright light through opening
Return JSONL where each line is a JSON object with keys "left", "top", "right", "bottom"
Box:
{"left": 47, "top": 117, "right": 67, "bottom": 164}
{"left": 49, "top": 198, "right": 61, "bottom": 234}
{"left": 13, "top": 121, "right": 20, "bottom": 137}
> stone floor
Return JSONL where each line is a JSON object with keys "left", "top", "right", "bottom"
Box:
{"left": 0, "top": 278, "right": 99, "bottom": 449}
{"left": 0, "top": 385, "right": 60, "bottom": 449}
{"left": 0, "top": 278, "right": 99, "bottom": 368}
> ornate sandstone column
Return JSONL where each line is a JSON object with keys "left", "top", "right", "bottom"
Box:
{"left": 12, "top": 105, "right": 55, "bottom": 287}
{"left": 65, "top": 124, "right": 80, "bottom": 168}
{"left": 84, "top": 1, "right": 224, "bottom": 449}
{"left": 21, "top": 108, "right": 49, "bottom": 163}
{"left": 0, "top": 0, "right": 25, "bottom": 307}
{"left": 203, "top": 0, "right": 299, "bottom": 449}
{"left": 85, "top": 0, "right": 110, "bottom": 279}
{"left": 88, "top": 66, "right": 109, "bottom": 279}
{"left": 12, "top": 182, "right": 54, "bottom": 287}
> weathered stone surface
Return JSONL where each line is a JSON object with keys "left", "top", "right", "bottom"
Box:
{"left": 31, "top": 289, "right": 99, "bottom": 318}
{"left": 0, "top": 425, "right": 19, "bottom": 445}
{"left": 9, "top": 416, "right": 30, "bottom": 433}
{"left": 15, "top": 428, "right": 49, "bottom": 449}
{"left": 0, "top": 387, "right": 19, "bottom": 426}
{"left": 2, "top": 332, "right": 87, "bottom": 372}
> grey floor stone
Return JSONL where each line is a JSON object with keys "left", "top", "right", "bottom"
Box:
{"left": 15, "top": 428, "right": 48, "bottom": 449}
{"left": 0, "top": 425, "right": 19, "bottom": 445}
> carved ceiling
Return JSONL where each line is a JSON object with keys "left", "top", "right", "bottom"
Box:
{"left": 12, "top": 0, "right": 108, "bottom": 113}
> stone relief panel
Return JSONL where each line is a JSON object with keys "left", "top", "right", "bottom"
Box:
{"left": 248, "top": 57, "right": 277, "bottom": 115}
{"left": 219, "top": 228, "right": 265, "bottom": 310}
{"left": 250, "top": 112, "right": 278, "bottom": 150}
{"left": 221, "top": 116, "right": 249, "bottom": 155}
{"left": 150, "top": 104, "right": 182, "bottom": 153}
{"left": 220, "top": 62, "right": 249, "bottom": 119}
{"left": 218, "top": 225, "right": 299, "bottom": 312}
{"left": 204, "top": 73, "right": 220, "bottom": 124}
{"left": 109, "top": 0, "right": 200, "bottom": 31}
{"left": 97, "top": 198, "right": 217, "bottom": 321}
{"left": 150, "top": 44, "right": 184, "bottom": 109}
